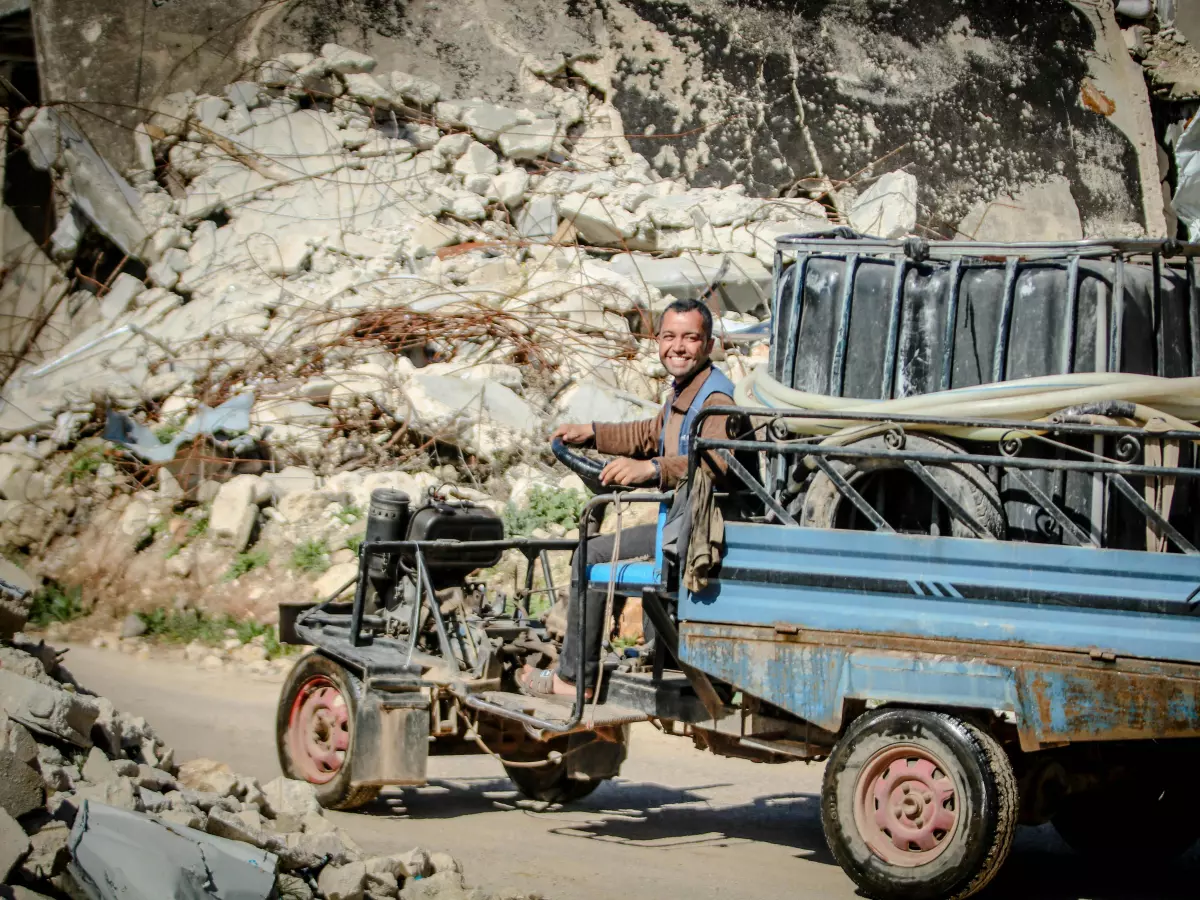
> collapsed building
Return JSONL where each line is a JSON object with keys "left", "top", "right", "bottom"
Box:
{"left": 0, "top": 0, "right": 1196, "bottom": 623}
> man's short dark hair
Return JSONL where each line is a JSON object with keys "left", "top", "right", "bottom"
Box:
{"left": 657, "top": 297, "right": 714, "bottom": 342}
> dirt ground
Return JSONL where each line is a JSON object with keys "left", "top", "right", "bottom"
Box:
{"left": 62, "top": 644, "right": 1200, "bottom": 900}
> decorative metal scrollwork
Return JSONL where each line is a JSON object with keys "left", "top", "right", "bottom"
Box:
{"left": 1116, "top": 434, "right": 1142, "bottom": 462}
{"left": 883, "top": 426, "right": 906, "bottom": 450}
{"left": 999, "top": 432, "right": 1024, "bottom": 458}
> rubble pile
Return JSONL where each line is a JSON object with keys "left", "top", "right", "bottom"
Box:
{"left": 0, "top": 40, "right": 886, "bottom": 626}
{"left": 0, "top": 41, "right": 843, "bottom": 455}
{"left": 0, "top": 621, "right": 535, "bottom": 899}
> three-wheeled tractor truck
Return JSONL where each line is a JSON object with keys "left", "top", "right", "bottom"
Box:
{"left": 277, "top": 234, "right": 1200, "bottom": 900}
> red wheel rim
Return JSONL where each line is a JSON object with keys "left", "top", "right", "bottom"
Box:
{"left": 286, "top": 675, "right": 350, "bottom": 784}
{"left": 853, "top": 743, "right": 960, "bottom": 867}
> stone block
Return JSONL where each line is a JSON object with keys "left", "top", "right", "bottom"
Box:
{"left": 498, "top": 122, "right": 556, "bottom": 161}
{"left": 75, "top": 776, "right": 138, "bottom": 811}
{"left": 318, "top": 861, "right": 367, "bottom": 900}
{"left": 177, "top": 758, "right": 238, "bottom": 796}
{"left": 263, "top": 776, "right": 321, "bottom": 817}
{"left": 208, "top": 476, "right": 260, "bottom": 551}
{"left": 847, "top": 170, "right": 918, "bottom": 239}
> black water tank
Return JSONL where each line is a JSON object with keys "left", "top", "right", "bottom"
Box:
{"left": 769, "top": 236, "right": 1200, "bottom": 549}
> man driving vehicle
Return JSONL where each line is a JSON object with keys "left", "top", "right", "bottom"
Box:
{"left": 518, "top": 297, "right": 740, "bottom": 699}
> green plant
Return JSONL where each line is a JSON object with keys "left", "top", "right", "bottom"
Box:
{"left": 135, "top": 608, "right": 298, "bottom": 660}
{"left": 503, "top": 486, "right": 586, "bottom": 537}
{"left": 224, "top": 548, "right": 270, "bottom": 580}
{"left": 289, "top": 538, "right": 330, "bottom": 574}
{"left": 154, "top": 423, "right": 180, "bottom": 442}
{"left": 187, "top": 514, "right": 209, "bottom": 539}
{"left": 29, "top": 583, "right": 85, "bottom": 626}
{"left": 345, "top": 534, "right": 364, "bottom": 554}
{"left": 65, "top": 446, "right": 104, "bottom": 484}
{"left": 164, "top": 543, "right": 182, "bottom": 559}
{"left": 332, "top": 504, "right": 363, "bottom": 526}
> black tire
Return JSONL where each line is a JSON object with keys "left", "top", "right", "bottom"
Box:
{"left": 276, "top": 652, "right": 380, "bottom": 811}
{"left": 503, "top": 730, "right": 622, "bottom": 804}
{"left": 821, "top": 709, "right": 1017, "bottom": 900}
{"left": 1053, "top": 780, "right": 1200, "bottom": 861}
{"left": 801, "top": 434, "right": 1005, "bottom": 539}
{"left": 504, "top": 762, "right": 603, "bottom": 804}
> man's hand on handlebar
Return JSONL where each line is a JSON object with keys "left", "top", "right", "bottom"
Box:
{"left": 600, "top": 457, "right": 658, "bottom": 487}
{"left": 552, "top": 423, "right": 595, "bottom": 445}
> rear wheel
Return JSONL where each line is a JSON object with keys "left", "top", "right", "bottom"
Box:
{"left": 276, "top": 652, "right": 379, "bottom": 810}
{"left": 822, "top": 709, "right": 1017, "bottom": 900}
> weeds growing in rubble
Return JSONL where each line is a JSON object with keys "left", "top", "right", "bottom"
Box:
{"left": 29, "top": 582, "right": 85, "bottom": 626}
{"left": 345, "top": 534, "right": 364, "bottom": 554}
{"left": 135, "top": 607, "right": 296, "bottom": 659}
{"left": 332, "top": 504, "right": 363, "bottom": 526}
{"left": 65, "top": 446, "right": 105, "bottom": 484}
{"left": 290, "top": 539, "right": 330, "bottom": 574}
{"left": 224, "top": 548, "right": 270, "bottom": 580}
{"left": 503, "top": 486, "right": 587, "bottom": 536}
{"left": 187, "top": 514, "right": 209, "bottom": 539}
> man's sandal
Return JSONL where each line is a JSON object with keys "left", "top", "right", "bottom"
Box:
{"left": 516, "top": 668, "right": 592, "bottom": 701}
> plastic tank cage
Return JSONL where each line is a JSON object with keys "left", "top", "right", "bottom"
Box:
{"left": 752, "top": 233, "right": 1200, "bottom": 552}
{"left": 769, "top": 232, "right": 1200, "bottom": 399}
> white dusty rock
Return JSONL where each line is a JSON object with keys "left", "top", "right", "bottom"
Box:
{"left": 321, "top": 43, "right": 377, "bottom": 74}
{"left": 313, "top": 563, "right": 359, "bottom": 600}
{"left": 848, "top": 170, "right": 918, "bottom": 239}
{"left": 318, "top": 860, "right": 368, "bottom": 900}
{"left": 176, "top": 757, "right": 238, "bottom": 796}
{"left": 208, "top": 475, "right": 260, "bottom": 551}
{"left": 263, "top": 775, "right": 322, "bottom": 817}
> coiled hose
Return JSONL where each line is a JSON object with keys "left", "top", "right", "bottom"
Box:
{"left": 735, "top": 369, "right": 1200, "bottom": 440}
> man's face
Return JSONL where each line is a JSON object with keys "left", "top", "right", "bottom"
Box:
{"left": 657, "top": 308, "right": 713, "bottom": 380}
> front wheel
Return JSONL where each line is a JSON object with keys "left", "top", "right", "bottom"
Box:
{"left": 276, "top": 652, "right": 379, "bottom": 810}
{"left": 821, "top": 709, "right": 1017, "bottom": 900}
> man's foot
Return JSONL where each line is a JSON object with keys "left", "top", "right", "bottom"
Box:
{"left": 517, "top": 665, "right": 593, "bottom": 701}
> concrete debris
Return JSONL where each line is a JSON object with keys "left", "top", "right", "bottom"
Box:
{"left": 0, "top": 629, "right": 532, "bottom": 900}
{"left": 847, "top": 170, "right": 918, "bottom": 239}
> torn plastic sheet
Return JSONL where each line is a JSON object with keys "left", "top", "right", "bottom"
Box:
{"left": 1173, "top": 114, "right": 1200, "bottom": 240}
{"left": 68, "top": 800, "right": 276, "bottom": 900}
{"left": 104, "top": 392, "right": 255, "bottom": 463}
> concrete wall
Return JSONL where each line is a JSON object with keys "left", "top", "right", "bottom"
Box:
{"left": 26, "top": 0, "right": 1165, "bottom": 237}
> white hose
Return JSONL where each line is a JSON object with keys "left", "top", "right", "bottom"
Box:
{"left": 737, "top": 370, "right": 1200, "bottom": 441}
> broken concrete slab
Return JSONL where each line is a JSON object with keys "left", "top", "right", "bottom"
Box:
{"left": 0, "top": 669, "right": 98, "bottom": 746}
{"left": 206, "top": 476, "right": 259, "bottom": 552}
{"left": 608, "top": 252, "right": 771, "bottom": 315}
{"left": 498, "top": 122, "right": 556, "bottom": 160}
{"left": 956, "top": 176, "right": 1084, "bottom": 241}
{"left": 848, "top": 170, "right": 918, "bottom": 239}
{"left": 68, "top": 799, "right": 277, "bottom": 899}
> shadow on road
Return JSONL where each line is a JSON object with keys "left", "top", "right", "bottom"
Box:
{"left": 369, "top": 775, "right": 837, "bottom": 862}
{"left": 363, "top": 776, "right": 1200, "bottom": 899}
{"left": 979, "top": 826, "right": 1200, "bottom": 900}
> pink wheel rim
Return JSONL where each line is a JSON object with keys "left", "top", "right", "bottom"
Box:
{"left": 853, "top": 743, "right": 959, "bottom": 867}
{"left": 287, "top": 675, "right": 349, "bottom": 784}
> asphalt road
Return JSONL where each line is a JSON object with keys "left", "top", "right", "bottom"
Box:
{"left": 62, "top": 645, "right": 1199, "bottom": 900}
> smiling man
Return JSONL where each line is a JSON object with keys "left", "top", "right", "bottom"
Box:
{"left": 519, "top": 297, "right": 739, "bottom": 700}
